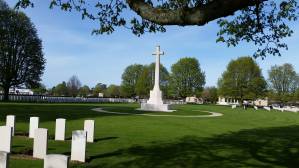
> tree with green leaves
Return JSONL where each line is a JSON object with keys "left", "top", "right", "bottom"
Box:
{"left": 52, "top": 81, "right": 68, "bottom": 96}
{"left": 67, "top": 75, "right": 81, "bottom": 97}
{"left": 78, "top": 85, "right": 90, "bottom": 97}
{"left": 170, "top": 57, "right": 205, "bottom": 98}
{"left": 0, "top": 1, "right": 45, "bottom": 101}
{"left": 135, "top": 67, "right": 151, "bottom": 98}
{"left": 16, "top": 0, "right": 299, "bottom": 58}
{"left": 31, "top": 84, "right": 47, "bottom": 95}
{"left": 121, "top": 64, "right": 144, "bottom": 97}
{"left": 268, "top": 63, "right": 299, "bottom": 102}
{"left": 92, "top": 83, "right": 107, "bottom": 97}
{"left": 295, "top": 88, "right": 299, "bottom": 100}
{"left": 218, "top": 57, "right": 267, "bottom": 102}
{"left": 105, "top": 84, "right": 121, "bottom": 98}
{"left": 135, "top": 63, "right": 169, "bottom": 98}
{"left": 0, "top": 0, "right": 8, "bottom": 10}
{"left": 201, "top": 87, "right": 218, "bottom": 103}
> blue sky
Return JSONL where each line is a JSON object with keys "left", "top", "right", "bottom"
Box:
{"left": 7, "top": 0, "right": 299, "bottom": 88}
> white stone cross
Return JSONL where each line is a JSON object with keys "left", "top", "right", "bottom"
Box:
{"left": 152, "top": 45, "right": 164, "bottom": 91}
{"left": 140, "top": 45, "right": 172, "bottom": 112}
{"left": 0, "top": 126, "right": 12, "bottom": 153}
{"left": 33, "top": 128, "right": 48, "bottom": 159}
{"left": 146, "top": 46, "right": 165, "bottom": 106}
{"left": 6, "top": 115, "right": 15, "bottom": 136}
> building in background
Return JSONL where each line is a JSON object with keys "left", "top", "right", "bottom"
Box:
{"left": 253, "top": 98, "right": 269, "bottom": 107}
{"left": 98, "top": 93, "right": 104, "bottom": 98}
{"left": 217, "top": 96, "right": 239, "bottom": 105}
{"left": 185, "top": 96, "right": 204, "bottom": 104}
{"left": 9, "top": 88, "right": 34, "bottom": 95}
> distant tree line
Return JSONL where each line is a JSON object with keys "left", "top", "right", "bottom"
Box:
{"left": 120, "top": 57, "right": 206, "bottom": 99}
{"left": 29, "top": 57, "right": 206, "bottom": 99}
{"left": 218, "top": 57, "right": 299, "bottom": 103}
{"left": 47, "top": 76, "right": 112, "bottom": 98}
{"left": 267, "top": 63, "right": 299, "bottom": 103}
{"left": 28, "top": 57, "right": 299, "bottom": 104}
{"left": 32, "top": 75, "right": 122, "bottom": 98}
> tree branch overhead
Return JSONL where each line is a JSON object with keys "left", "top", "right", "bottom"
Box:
{"left": 126, "top": 0, "right": 258, "bottom": 26}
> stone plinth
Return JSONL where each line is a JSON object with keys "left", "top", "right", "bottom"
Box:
{"left": 44, "top": 154, "right": 69, "bottom": 168}
{"left": 0, "top": 152, "right": 9, "bottom": 168}
{"left": 0, "top": 126, "right": 12, "bottom": 153}
{"left": 71, "top": 130, "right": 86, "bottom": 162}
{"left": 84, "top": 120, "right": 94, "bottom": 143}
{"left": 140, "top": 87, "right": 173, "bottom": 112}
{"left": 33, "top": 128, "right": 48, "bottom": 159}
{"left": 55, "top": 118, "right": 66, "bottom": 141}
{"left": 140, "top": 103, "right": 172, "bottom": 112}
{"left": 6, "top": 115, "right": 15, "bottom": 136}
{"left": 29, "top": 117, "right": 39, "bottom": 138}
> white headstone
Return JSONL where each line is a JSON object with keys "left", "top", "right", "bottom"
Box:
{"left": 29, "top": 117, "right": 39, "bottom": 138}
{"left": 84, "top": 120, "right": 94, "bottom": 143}
{"left": 273, "top": 106, "right": 283, "bottom": 112}
{"left": 55, "top": 118, "right": 66, "bottom": 141}
{"left": 6, "top": 115, "right": 15, "bottom": 136}
{"left": 232, "top": 105, "right": 237, "bottom": 109}
{"left": 264, "top": 106, "right": 271, "bottom": 111}
{"left": 71, "top": 130, "right": 86, "bottom": 162}
{"left": 0, "top": 152, "right": 9, "bottom": 168}
{"left": 0, "top": 126, "right": 12, "bottom": 153}
{"left": 254, "top": 106, "right": 258, "bottom": 110}
{"left": 44, "top": 154, "right": 69, "bottom": 168}
{"left": 33, "top": 128, "right": 48, "bottom": 159}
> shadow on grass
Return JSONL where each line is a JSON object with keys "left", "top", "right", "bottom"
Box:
{"left": 86, "top": 125, "right": 299, "bottom": 168}
{"left": 86, "top": 151, "right": 123, "bottom": 163}
{"left": 94, "top": 137, "right": 118, "bottom": 142}
{"left": 0, "top": 103, "right": 202, "bottom": 123}
{"left": 0, "top": 104, "right": 118, "bottom": 122}
{"left": 64, "top": 136, "right": 118, "bottom": 142}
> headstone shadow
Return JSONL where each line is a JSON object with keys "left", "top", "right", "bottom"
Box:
{"left": 92, "top": 125, "right": 299, "bottom": 168}
{"left": 94, "top": 137, "right": 118, "bottom": 143}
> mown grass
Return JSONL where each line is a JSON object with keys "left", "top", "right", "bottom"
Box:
{"left": 1, "top": 103, "right": 299, "bottom": 167}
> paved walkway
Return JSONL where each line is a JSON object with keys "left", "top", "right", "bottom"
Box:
{"left": 92, "top": 108, "right": 223, "bottom": 118}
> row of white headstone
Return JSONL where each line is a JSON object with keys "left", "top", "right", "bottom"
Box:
{"left": 232, "top": 105, "right": 298, "bottom": 112}
{"left": 231, "top": 105, "right": 266, "bottom": 111}
{"left": 0, "top": 144, "right": 69, "bottom": 168}
{"left": 0, "top": 115, "right": 95, "bottom": 168}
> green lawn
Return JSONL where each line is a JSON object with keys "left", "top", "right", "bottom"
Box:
{"left": 1, "top": 103, "right": 299, "bottom": 167}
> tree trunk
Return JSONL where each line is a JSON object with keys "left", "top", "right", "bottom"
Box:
{"left": 240, "top": 95, "right": 244, "bottom": 105}
{"left": 2, "top": 86, "right": 10, "bottom": 102}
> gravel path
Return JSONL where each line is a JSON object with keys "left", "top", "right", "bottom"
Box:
{"left": 92, "top": 108, "right": 223, "bottom": 118}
